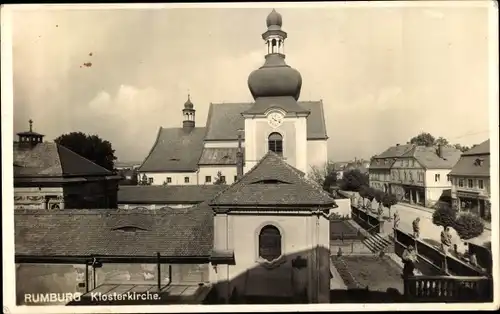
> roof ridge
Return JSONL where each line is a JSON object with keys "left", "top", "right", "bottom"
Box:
{"left": 208, "top": 151, "right": 274, "bottom": 204}
{"left": 56, "top": 143, "right": 111, "bottom": 174}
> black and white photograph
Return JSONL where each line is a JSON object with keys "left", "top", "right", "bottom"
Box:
{"left": 1, "top": 1, "right": 498, "bottom": 312}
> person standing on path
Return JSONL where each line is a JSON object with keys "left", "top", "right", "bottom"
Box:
{"left": 441, "top": 226, "right": 452, "bottom": 255}
{"left": 394, "top": 211, "right": 401, "bottom": 229}
{"left": 412, "top": 217, "right": 420, "bottom": 239}
{"left": 402, "top": 245, "right": 418, "bottom": 278}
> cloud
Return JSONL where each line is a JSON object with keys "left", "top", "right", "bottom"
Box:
{"left": 10, "top": 6, "right": 491, "bottom": 162}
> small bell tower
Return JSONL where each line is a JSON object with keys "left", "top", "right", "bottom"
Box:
{"left": 182, "top": 94, "right": 195, "bottom": 130}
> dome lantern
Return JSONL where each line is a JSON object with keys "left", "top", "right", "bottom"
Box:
{"left": 247, "top": 9, "right": 302, "bottom": 101}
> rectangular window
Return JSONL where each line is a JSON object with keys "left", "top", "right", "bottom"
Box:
{"left": 468, "top": 179, "right": 474, "bottom": 188}
{"left": 148, "top": 177, "right": 153, "bottom": 184}
{"left": 478, "top": 179, "right": 484, "bottom": 189}
{"left": 167, "top": 177, "right": 172, "bottom": 183}
{"left": 459, "top": 179, "right": 464, "bottom": 187}
{"left": 221, "top": 176, "right": 226, "bottom": 183}
{"left": 447, "top": 175, "right": 451, "bottom": 182}
{"left": 234, "top": 175, "right": 238, "bottom": 182}
{"left": 435, "top": 174, "right": 440, "bottom": 182}
{"left": 205, "top": 176, "right": 211, "bottom": 183}
{"left": 184, "top": 177, "right": 190, "bottom": 183}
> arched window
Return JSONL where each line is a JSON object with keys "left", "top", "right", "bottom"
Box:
{"left": 268, "top": 132, "right": 283, "bottom": 156}
{"left": 259, "top": 225, "right": 282, "bottom": 261}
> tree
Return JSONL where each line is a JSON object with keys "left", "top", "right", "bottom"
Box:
{"left": 409, "top": 132, "right": 436, "bottom": 147}
{"left": 382, "top": 193, "right": 398, "bottom": 218}
{"left": 374, "top": 189, "right": 385, "bottom": 215}
{"left": 309, "top": 161, "right": 338, "bottom": 193}
{"left": 55, "top": 132, "right": 117, "bottom": 171}
{"left": 358, "top": 185, "right": 369, "bottom": 208}
{"left": 435, "top": 137, "right": 449, "bottom": 146}
{"left": 432, "top": 205, "right": 457, "bottom": 228}
{"left": 453, "top": 143, "right": 470, "bottom": 152}
{"left": 213, "top": 171, "right": 226, "bottom": 185}
{"left": 454, "top": 213, "right": 485, "bottom": 240}
{"left": 365, "top": 187, "right": 376, "bottom": 211}
{"left": 339, "top": 169, "right": 369, "bottom": 192}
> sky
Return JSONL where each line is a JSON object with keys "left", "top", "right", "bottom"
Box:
{"left": 9, "top": 3, "right": 495, "bottom": 163}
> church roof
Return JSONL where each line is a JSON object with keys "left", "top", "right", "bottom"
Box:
{"left": 204, "top": 101, "right": 328, "bottom": 141}
{"left": 13, "top": 142, "right": 113, "bottom": 178}
{"left": 198, "top": 147, "right": 244, "bottom": 165}
{"left": 15, "top": 205, "right": 213, "bottom": 258}
{"left": 138, "top": 127, "right": 207, "bottom": 172}
{"left": 209, "top": 151, "right": 335, "bottom": 207}
{"left": 117, "top": 185, "right": 226, "bottom": 205}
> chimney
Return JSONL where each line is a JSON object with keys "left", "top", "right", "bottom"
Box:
{"left": 236, "top": 130, "right": 244, "bottom": 179}
{"left": 437, "top": 144, "right": 443, "bottom": 158}
{"left": 396, "top": 143, "right": 400, "bottom": 146}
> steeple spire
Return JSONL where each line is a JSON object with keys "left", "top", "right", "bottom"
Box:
{"left": 263, "top": 9, "right": 287, "bottom": 56}
{"left": 182, "top": 93, "right": 195, "bottom": 130}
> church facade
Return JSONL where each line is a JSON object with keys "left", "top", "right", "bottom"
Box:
{"left": 137, "top": 9, "right": 329, "bottom": 186}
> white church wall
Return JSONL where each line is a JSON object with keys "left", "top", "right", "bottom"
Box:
{"left": 210, "top": 212, "right": 330, "bottom": 302}
{"left": 198, "top": 165, "right": 238, "bottom": 185}
{"left": 254, "top": 119, "right": 298, "bottom": 169}
{"left": 307, "top": 140, "right": 328, "bottom": 173}
{"left": 204, "top": 141, "right": 242, "bottom": 148}
{"left": 138, "top": 172, "right": 199, "bottom": 186}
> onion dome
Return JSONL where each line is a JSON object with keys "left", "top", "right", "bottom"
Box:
{"left": 247, "top": 9, "right": 302, "bottom": 100}
{"left": 248, "top": 55, "right": 302, "bottom": 100}
{"left": 266, "top": 9, "right": 282, "bottom": 28}
{"left": 184, "top": 94, "right": 194, "bottom": 109}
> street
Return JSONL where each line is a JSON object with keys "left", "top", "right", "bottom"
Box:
{"left": 346, "top": 192, "right": 491, "bottom": 248}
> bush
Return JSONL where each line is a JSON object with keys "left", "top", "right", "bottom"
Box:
{"left": 454, "top": 213, "right": 485, "bottom": 240}
{"left": 366, "top": 187, "right": 376, "bottom": 202}
{"left": 374, "top": 190, "right": 384, "bottom": 204}
{"left": 432, "top": 205, "right": 457, "bottom": 228}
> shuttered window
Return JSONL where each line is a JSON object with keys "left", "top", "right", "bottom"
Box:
{"left": 259, "top": 225, "right": 282, "bottom": 261}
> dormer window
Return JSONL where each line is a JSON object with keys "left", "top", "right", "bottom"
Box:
{"left": 474, "top": 158, "right": 484, "bottom": 166}
{"left": 112, "top": 226, "right": 148, "bottom": 233}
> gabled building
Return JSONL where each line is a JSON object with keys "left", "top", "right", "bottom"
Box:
{"left": 369, "top": 144, "right": 414, "bottom": 193}
{"left": 13, "top": 120, "right": 121, "bottom": 210}
{"left": 137, "top": 9, "right": 329, "bottom": 186}
{"left": 449, "top": 139, "right": 491, "bottom": 220}
{"left": 389, "top": 145, "right": 461, "bottom": 207}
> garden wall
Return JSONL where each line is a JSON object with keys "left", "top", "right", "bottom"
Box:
{"left": 351, "top": 206, "right": 382, "bottom": 234}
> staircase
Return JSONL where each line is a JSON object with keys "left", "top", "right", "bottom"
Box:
{"left": 362, "top": 233, "right": 392, "bottom": 254}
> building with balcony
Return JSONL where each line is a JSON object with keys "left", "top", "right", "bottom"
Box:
{"left": 389, "top": 145, "right": 461, "bottom": 207}
{"left": 449, "top": 139, "right": 491, "bottom": 220}
{"left": 369, "top": 144, "right": 414, "bottom": 193}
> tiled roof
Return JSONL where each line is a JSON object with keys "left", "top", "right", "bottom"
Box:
{"left": 13, "top": 142, "right": 112, "bottom": 177}
{"left": 138, "top": 127, "right": 206, "bottom": 172}
{"left": 402, "top": 146, "right": 461, "bottom": 169}
{"left": 462, "top": 139, "right": 490, "bottom": 156}
{"left": 369, "top": 144, "right": 414, "bottom": 170}
{"left": 15, "top": 205, "right": 213, "bottom": 257}
{"left": 204, "top": 101, "right": 328, "bottom": 141}
{"left": 210, "top": 151, "right": 335, "bottom": 207}
{"left": 198, "top": 148, "right": 244, "bottom": 165}
{"left": 449, "top": 140, "right": 490, "bottom": 177}
{"left": 117, "top": 185, "right": 226, "bottom": 204}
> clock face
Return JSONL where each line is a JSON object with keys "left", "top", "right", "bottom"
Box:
{"left": 267, "top": 112, "right": 284, "bottom": 128}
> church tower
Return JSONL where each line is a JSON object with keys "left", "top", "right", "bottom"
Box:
{"left": 244, "top": 9, "right": 309, "bottom": 173}
{"left": 182, "top": 94, "right": 195, "bottom": 131}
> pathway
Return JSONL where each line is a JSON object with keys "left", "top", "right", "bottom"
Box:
{"left": 345, "top": 191, "right": 491, "bottom": 247}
